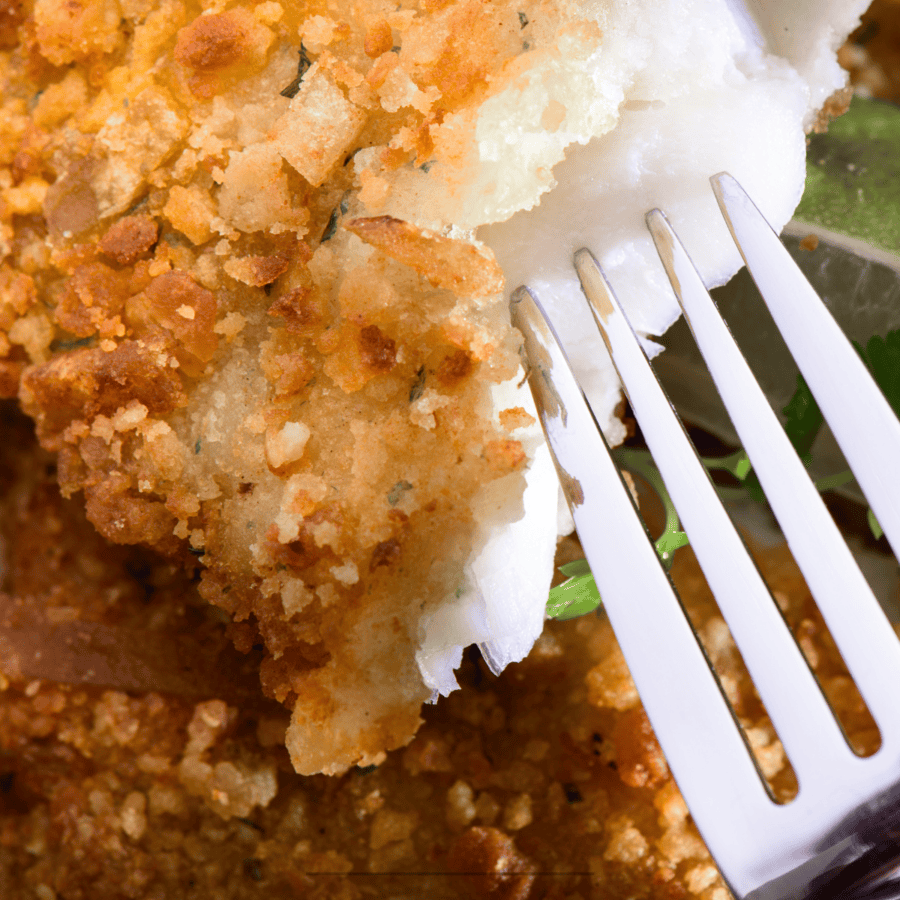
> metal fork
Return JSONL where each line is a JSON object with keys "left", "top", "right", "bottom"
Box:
{"left": 511, "top": 173, "right": 900, "bottom": 900}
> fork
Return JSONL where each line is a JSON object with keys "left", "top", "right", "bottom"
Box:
{"left": 511, "top": 172, "right": 900, "bottom": 900}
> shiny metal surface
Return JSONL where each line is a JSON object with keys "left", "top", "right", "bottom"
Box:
{"left": 512, "top": 174, "right": 900, "bottom": 899}
{"left": 653, "top": 221, "right": 900, "bottom": 510}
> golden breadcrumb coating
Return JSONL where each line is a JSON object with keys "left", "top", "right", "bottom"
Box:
{"left": 2, "top": 0, "right": 875, "bottom": 781}
{"left": 0, "top": 402, "right": 888, "bottom": 899}
{"left": 1, "top": 1, "right": 898, "bottom": 897}
{"left": 0, "top": 0, "right": 574, "bottom": 774}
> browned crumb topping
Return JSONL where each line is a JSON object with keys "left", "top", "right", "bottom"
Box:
{"left": 807, "top": 85, "right": 854, "bottom": 134}
{"left": 0, "top": 0, "right": 543, "bottom": 776}
{"left": 98, "top": 215, "right": 159, "bottom": 266}
{"left": 0, "top": 405, "right": 888, "bottom": 898}
{"left": 344, "top": 216, "right": 504, "bottom": 297}
{"left": 798, "top": 234, "right": 820, "bottom": 252}
{"left": 843, "top": 0, "right": 900, "bottom": 104}
{"left": 1, "top": 1, "right": 898, "bottom": 896}
{"left": 174, "top": 11, "right": 252, "bottom": 73}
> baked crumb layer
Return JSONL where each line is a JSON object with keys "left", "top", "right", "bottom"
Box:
{"left": 0, "top": 401, "right": 887, "bottom": 899}
{"left": 0, "top": 0, "right": 550, "bottom": 773}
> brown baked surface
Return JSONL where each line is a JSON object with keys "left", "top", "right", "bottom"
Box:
{"left": 0, "top": 398, "right": 887, "bottom": 898}
{"left": 2, "top": 0, "right": 900, "bottom": 896}
{"left": 0, "top": 0, "right": 539, "bottom": 775}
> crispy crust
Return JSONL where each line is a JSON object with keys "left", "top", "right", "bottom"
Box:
{"left": 0, "top": 407, "right": 886, "bottom": 897}
{"left": 1, "top": 0, "right": 898, "bottom": 896}
{"left": 0, "top": 0, "right": 540, "bottom": 775}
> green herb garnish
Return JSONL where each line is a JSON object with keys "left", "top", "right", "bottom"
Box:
{"left": 856, "top": 331, "right": 900, "bottom": 419}
{"left": 280, "top": 45, "right": 313, "bottom": 99}
{"left": 387, "top": 480, "right": 413, "bottom": 506}
{"left": 782, "top": 373, "right": 823, "bottom": 464}
{"left": 547, "top": 560, "right": 600, "bottom": 620}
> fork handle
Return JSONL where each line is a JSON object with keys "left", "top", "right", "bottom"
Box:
{"left": 750, "top": 843, "right": 900, "bottom": 899}
{"left": 752, "top": 845, "right": 900, "bottom": 899}
{"left": 748, "top": 787, "right": 900, "bottom": 900}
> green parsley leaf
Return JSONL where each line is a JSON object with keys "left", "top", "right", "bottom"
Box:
{"left": 796, "top": 96, "right": 900, "bottom": 260}
{"left": 546, "top": 570, "right": 601, "bottom": 620}
{"left": 857, "top": 332, "right": 900, "bottom": 419}
{"left": 557, "top": 559, "right": 593, "bottom": 579}
{"left": 782, "top": 373, "right": 824, "bottom": 464}
{"left": 655, "top": 529, "right": 690, "bottom": 562}
{"left": 732, "top": 452, "right": 752, "bottom": 481}
{"left": 868, "top": 508, "right": 884, "bottom": 541}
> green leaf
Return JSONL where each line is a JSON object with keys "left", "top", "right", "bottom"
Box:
{"left": 795, "top": 96, "right": 900, "bottom": 259}
{"left": 655, "top": 529, "right": 689, "bottom": 565}
{"left": 702, "top": 449, "right": 752, "bottom": 481}
{"left": 547, "top": 571, "right": 601, "bottom": 620}
{"left": 732, "top": 452, "right": 752, "bottom": 481}
{"left": 868, "top": 508, "right": 884, "bottom": 541}
{"left": 858, "top": 333, "right": 900, "bottom": 419}
{"left": 782, "top": 373, "right": 824, "bottom": 464}
{"left": 557, "top": 558, "right": 593, "bottom": 579}
{"left": 813, "top": 470, "right": 854, "bottom": 492}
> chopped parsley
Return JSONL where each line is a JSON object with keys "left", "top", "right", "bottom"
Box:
{"left": 387, "top": 480, "right": 413, "bottom": 506}
{"left": 547, "top": 559, "right": 598, "bottom": 620}
{"left": 280, "top": 45, "right": 313, "bottom": 99}
{"left": 51, "top": 336, "right": 95, "bottom": 352}
{"left": 409, "top": 366, "right": 426, "bottom": 402}
{"left": 856, "top": 331, "right": 900, "bottom": 418}
{"left": 321, "top": 193, "right": 350, "bottom": 243}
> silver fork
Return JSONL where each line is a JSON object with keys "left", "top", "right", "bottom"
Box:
{"left": 511, "top": 173, "right": 900, "bottom": 900}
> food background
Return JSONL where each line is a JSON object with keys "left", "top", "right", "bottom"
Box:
{"left": 1, "top": 2, "right": 900, "bottom": 899}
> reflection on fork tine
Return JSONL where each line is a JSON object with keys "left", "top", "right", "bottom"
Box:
{"left": 511, "top": 283, "right": 770, "bottom": 896}
{"left": 643, "top": 181, "right": 900, "bottom": 749}
{"left": 574, "top": 245, "right": 852, "bottom": 784}
{"left": 709, "top": 174, "right": 900, "bottom": 562}
{"left": 510, "top": 173, "right": 900, "bottom": 900}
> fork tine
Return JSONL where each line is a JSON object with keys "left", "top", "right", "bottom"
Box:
{"left": 573, "top": 249, "right": 854, "bottom": 783}
{"left": 647, "top": 194, "right": 900, "bottom": 749}
{"left": 712, "top": 171, "right": 900, "bottom": 560}
{"left": 509, "top": 286, "right": 771, "bottom": 845}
